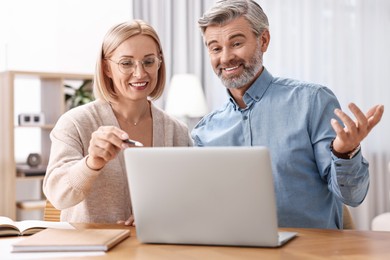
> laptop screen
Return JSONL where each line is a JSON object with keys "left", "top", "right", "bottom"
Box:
{"left": 124, "top": 146, "right": 296, "bottom": 247}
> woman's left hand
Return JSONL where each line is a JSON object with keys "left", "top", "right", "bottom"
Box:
{"left": 117, "top": 215, "right": 135, "bottom": 226}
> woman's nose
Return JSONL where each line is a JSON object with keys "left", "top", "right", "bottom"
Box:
{"left": 132, "top": 61, "right": 147, "bottom": 78}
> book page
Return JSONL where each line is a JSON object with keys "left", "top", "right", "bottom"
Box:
{"left": 0, "top": 216, "right": 19, "bottom": 236}
{"left": 1, "top": 217, "right": 74, "bottom": 236}
{"left": 16, "top": 220, "right": 75, "bottom": 235}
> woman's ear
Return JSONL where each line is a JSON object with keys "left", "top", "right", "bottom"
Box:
{"left": 259, "top": 29, "right": 270, "bottom": 52}
{"left": 103, "top": 60, "right": 113, "bottom": 78}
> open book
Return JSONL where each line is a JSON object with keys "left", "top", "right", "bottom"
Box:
{"left": 12, "top": 228, "right": 131, "bottom": 252}
{"left": 0, "top": 216, "right": 74, "bottom": 236}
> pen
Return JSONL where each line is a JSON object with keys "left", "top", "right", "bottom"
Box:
{"left": 123, "top": 139, "right": 144, "bottom": 147}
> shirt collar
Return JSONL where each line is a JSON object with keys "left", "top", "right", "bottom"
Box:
{"left": 227, "top": 67, "right": 274, "bottom": 110}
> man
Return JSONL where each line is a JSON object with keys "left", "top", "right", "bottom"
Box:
{"left": 191, "top": 0, "right": 384, "bottom": 229}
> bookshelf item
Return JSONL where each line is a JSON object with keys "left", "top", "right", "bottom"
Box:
{"left": 16, "top": 164, "right": 46, "bottom": 177}
{"left": 18, "top": 113, "right": 45, "bottom": 126}
{"left": 43, "top": 200, "right": 61, "bottom": 222}
{"left": 0, "top": 216, "right": 74, "bottom": 236}
{"left": 16, "top": 200, "right": 46, "bottom": 211}
{"left": 11, "top": 228, "right": 130, "bottom": 252}
{"left": 0, "top": 71, "right": 93, "bottom": 219}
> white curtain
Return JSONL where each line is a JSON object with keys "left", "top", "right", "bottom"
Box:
{"left": 132, "top": 0, "right": 225, "bottom": 111}
{"left": 133, "top": 0, "right": 390, "bottom": 230}
{"left": 261, "top": 0, "right": 390, "bottom": 230}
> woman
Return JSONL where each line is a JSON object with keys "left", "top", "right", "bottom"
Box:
{"left": 43, "top": 20, "right": 192, "bottom": 225}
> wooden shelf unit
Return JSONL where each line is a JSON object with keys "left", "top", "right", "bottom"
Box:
{"left": 0, "top": 71, "right": 92, "bottom": 219}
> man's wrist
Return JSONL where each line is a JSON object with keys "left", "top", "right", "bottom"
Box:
{"left": 330, "top": 140, "right": 361, "bottom": 159}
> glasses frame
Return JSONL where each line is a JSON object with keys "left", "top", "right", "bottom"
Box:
{"left": 106, "top": 55, "right": 162, "bottom": 75}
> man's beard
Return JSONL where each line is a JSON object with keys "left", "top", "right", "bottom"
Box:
{"left": 217, "top": 46, "right": 263, "bottom": 89}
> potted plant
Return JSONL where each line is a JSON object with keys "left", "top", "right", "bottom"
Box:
{"left": 64, "top": 79, "right": 94, "bottom": 110}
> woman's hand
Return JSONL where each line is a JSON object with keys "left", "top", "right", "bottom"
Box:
{"left": 117, "top": 215, "right": 135, "bottom": 226}
{"left": 86, "top": 126, "right": 129, "bottom": 170}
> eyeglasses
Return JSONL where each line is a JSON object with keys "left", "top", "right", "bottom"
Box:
{"left": 106, "top": 55, "right": 161, "bottom": 75}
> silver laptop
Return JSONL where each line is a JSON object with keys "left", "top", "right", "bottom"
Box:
{"left": 124, "top": 146, "right": 297, "bottom": 247}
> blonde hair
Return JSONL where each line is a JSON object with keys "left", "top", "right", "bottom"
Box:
{"left": 93, "top": 19, "right": 166, "bottom": 102}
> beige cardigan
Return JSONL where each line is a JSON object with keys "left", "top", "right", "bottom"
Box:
{"left": 43, "top": 99, "right": 192, "bottom": 223}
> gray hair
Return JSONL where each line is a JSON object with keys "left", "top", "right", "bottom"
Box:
{"left": 198, "top": 0, "right": 269, "bottom": 37}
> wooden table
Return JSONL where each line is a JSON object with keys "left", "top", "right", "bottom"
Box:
{"left": 60, "top": 223, "right": 390, "bottom": 259}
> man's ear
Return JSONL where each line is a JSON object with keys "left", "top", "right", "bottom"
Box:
{"left": 259, "top": 29, "right": 270, "bottom": 52}
{"left": 103, "top": 60, "right": 113, "bottom": 78}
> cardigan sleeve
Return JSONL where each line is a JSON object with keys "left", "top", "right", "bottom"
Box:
{"left": 42, "top": 109, "right": 102, "bottom": 210}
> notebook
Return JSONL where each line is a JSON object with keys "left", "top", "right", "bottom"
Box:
{"left": 124, "top": 146, "right": 297, "bottom": 247}
{"left": 12, "top": 228, "right": 130, "bottom": 252}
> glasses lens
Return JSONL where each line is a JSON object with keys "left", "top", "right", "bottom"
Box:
{"left": 118, "top": 56, "right": 160, "bottom": 74}
{"left": 142, "top": 57, "right": 158, "bottom": 68}
{"left": 120, "top": 60, "right": 135, "bottom": 70}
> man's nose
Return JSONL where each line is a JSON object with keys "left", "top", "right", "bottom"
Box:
{"left": 220, "top": 48, "right": 235, "bottom": 64}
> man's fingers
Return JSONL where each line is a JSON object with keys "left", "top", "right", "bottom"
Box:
{"left": 348, "top": 103, "right": 368, "bottom": 130}
{"left": 367, "top": 105, "right": 384, "bottom": 131}
{"left": 334, "top": 108, "right": 358, "bottom": 136}
{"left": 365, "top": 105, "right": 379, "bottom": 118}
{"left": 331, "top": 118, "right": 346, "bottom": 137}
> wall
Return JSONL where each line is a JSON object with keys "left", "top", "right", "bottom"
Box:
{"left": 0, "top": 0, "right": 132, "bottom": 73}
{"left": 0, "top": 0, "right": 133, "bottom": 220}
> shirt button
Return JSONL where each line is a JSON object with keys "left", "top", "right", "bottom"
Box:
{"left": 243, "top": 116, "right": 248, "bottom": 120}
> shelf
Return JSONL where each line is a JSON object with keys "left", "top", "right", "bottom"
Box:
{"left": 7, "top": 70, "right": 93, "bottom": 80}
{"left": 16, "top": 164, "right": 46, "bottom": 177}
{"left": 16, "top": 200, "right": 46, "bottom": 210}
{"left": 16, "top": 175, "right": 45, "bottom": 181}
{"left": 14, "top": 124, "right": 55, "bottom": 130}
{"left": 0, "top": 70, "right": 93, "bottom": 219}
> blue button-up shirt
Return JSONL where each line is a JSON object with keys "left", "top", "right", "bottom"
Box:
{"left": 191, "top": 68, "right": 369, "bottom": 229}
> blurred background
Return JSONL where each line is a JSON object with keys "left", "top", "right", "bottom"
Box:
{"left": 0, "top": 0, "right": 389, "bottom": 230}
